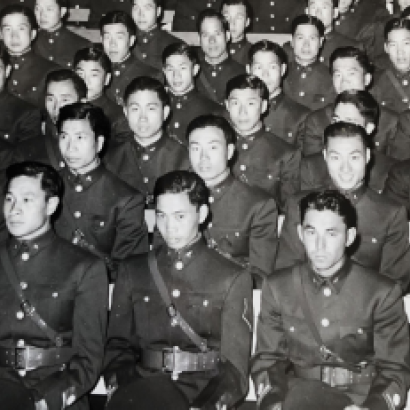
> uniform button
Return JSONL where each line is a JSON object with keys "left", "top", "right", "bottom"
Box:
{"left": 320, "top": 56, "right": 324, "bottom": 62}
{"left": 60, "top": 161, "right": 65, "bottom": 168}
{"left": 268, "top": 174, "right": 273, "bottom": 179}
{"left": 270, "top": 26, "right": 275, "bottom": 30}
{"left": 403, "top": 98, "right": 408, "bottom": 103}
{"left": 13, "top": 80, "right": 18, "bottom": 85}
{"left": 100, "top": 221, "right": 105, "bottom": 227}
{"left": 321, "top": 318, "right": 329, "bottom": 327}
{"left": 143, "top": 177, "right": 149, "bottom": 183}
{"left": 203, "top": 300, "right": 209, "bottom": 306}
{"left": 288, "top": 132, "right": 292, "bottom": 138}
{"left": 235, "top": 232, "right": 240, "bottom": 237}
{"left": 116, "top": 89, "right": 120, "bottom": 94}
{"left": 336, "top": 21, "right": 340, "bottom": 25}
{"left": 21, "top": 252, "right": 29, "bottom": 261}
{"left": 4, "top": 134, "right": 8, "bottom": 139}
{"left": 20, "top": 282, "right": 28, "bottom": 290}
{"left": 191, "top": 15, "right": 195, "bottom": 20}
{"left": 18, "top": 370, "right": 26, "bottom": 377}
{"left": 323, "top": 287, "right": 331, "bottom": 297}
{"left": 52, "top": 292, "right": 58, "bottom": 298}
{"left": 172, "top": 289, "right": 181, "bottom": 297}
{"left": 175, "top": 261, "right": 183, "bottom": 270}
{"left": 230, "top": 49, "right": 235, "bottom": 54}
{"left": 209, "top": 196, "right": 214, "bottom": 203}
{"left": 74, "top": 211, "right": 81, "bottom": 218}
{"left": 242, "top": 143, "right": 248, "bottom": 149}
{"left": 14, "top": 64, "right": 19, "bottom": 69}
{"left": 299, "top": 91, "right": 305, "bottom": 97}
{"left": 371, "top": 237, "right": 377, "bottom": 243}
{"left": 17, "top": 339, "right": 25, "bottom": 347}
{"left": 75, "top": 185, "right": 83, "bottom": 192}
{"left": 49, "top": 38, "right": 54, "bottom": 43}
{"left": 403, "top": 79, "right": 408, "bottom": 86}
{"left": 240, "top": 164, "right": 246, "bottom": 171}
{"left": 208, "top": 222, "right": 213, "bottom": 228}
{"left": 142, "top": 53, "right": 147, "bottom": 59}
{"left": 375, "top": 141, "right": 380, "bottom": 146}
{"left": 174, "top": 122, "right": 180, "bottom": 128}
{"left": 289, "top": 326, "right": 295, "bottom": 332}
{"left": 301, "top": 72, "right": 306, "bottom": 78}
{"left": 143, "top": 38, "right": 148, "bottom": 43}
{"left": 32, "top": 87, "right": 36, "bottom": 91}
{"left": 49, "top": 56, "right": 54, "bottom": 61}
{"left": 270, "top": 14, "right": 275, "bottom": 17}
{"left": 270, "top": 1, "right": 274, "bottom": 4}
{"left": 357, "top": 328, "right": 363, "bottom": 334}
{"left": 16, "top": 311, "right": 24, "bottom": 320}
{"left": 143, "top": 296, "right": 150, "bottom": 302}
{"left": 212, "top": 71, "right": 217, "bottom": 77}
{"left": 381, "top": 101, "right": 385, "bottom": 105}
{"left": 114, "top": 70, "right": 120, "bottom": 76}
{"left": 176, "top": 103, "right": 181, "bottom": 109}
{"left": 207, "top": 2, "right": 211, "bottom": 6}
{"left": 67, "top": 62, "right": 71, "bottom": 67}
{"left": 142, "top": 154, "right": 149, "bottom": 161}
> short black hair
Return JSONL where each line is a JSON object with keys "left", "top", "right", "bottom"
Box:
{"left": 154, "top": 170, "right": 209, "bottom": 209}
{"left": 186, "top": 114, "right": 236, "bottom": 145}
{"left": 131, "top": 0, "right": 163, "bottom": 8}
{"left": 324, "top": 121, "right": 370, "bottom": 149}
{"left": 384, "top": 17, "right": 410, "bottom": 40}
{"left": 305, "top": 0, "right": 339, "bottom": 8}
{"left": 329, "top": 46, "right": 373, "bottom": 75}
{"left": 162, "top": 42, "right": 198, "bottom": 65}
{"left": 56, "top": 102, "right": 111, "bottom": 141}
{"left": 99, "top": 10, "right": 136, "bottom": 37}
{"left": 0, "top": 44, "right": 9, "bottom": 67}
{"left": 5, "top": 161, "right": 64, "bottom": 201}
{"left": 248, "top": 40, "right": 287, "bottom": 66}
{"left": 197, "top": 9, "right": 229, "bottom": 33}
{"left": 291, "top": 14, "right": 325, "bottom": 37}
{"left": 73, "top": 46, "right": 112, "bottom": 74}
{"left": 45, "top": 69, "right": 87, "bottom": 100}
{"left": 123, "top": 76, "right": 169, "bottom": 106}
{"left": 225, "top": 73, "right": 269, "bottom": 100}
{"left": 300, "top": 189, "right": 357, "bottom": 229}
{"left": 334, "top": 90, "right": 379, "bottom": 126}
{"left": 221, "top": 0, "right": 252, "bottom": 19}
{"left": 0, "top": 4, "right": 38, "bottom": 31}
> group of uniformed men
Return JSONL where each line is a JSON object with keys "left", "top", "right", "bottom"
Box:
{"left": 1, "top": 0, "right": 410, "bottom": 409}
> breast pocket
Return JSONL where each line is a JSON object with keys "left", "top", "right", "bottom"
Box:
{"left": 339, "top": 323, "right": 373, "bottom": 359}
{"left": 213, "top": 228, "right": 250, "bottom": 258}
{"left": 247, "top": 164, "right": 280, "bottom": 196}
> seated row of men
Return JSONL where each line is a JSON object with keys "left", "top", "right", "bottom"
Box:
{"left": 1, "top": 161, "right": 409, "bottom": 410}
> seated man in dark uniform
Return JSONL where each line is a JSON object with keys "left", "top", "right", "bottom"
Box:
{"left": 0, "top": 161, "right": 107, "bottom": 410}
{"left": 33, "top": 0, "right": 89, "bottom": 68}
{"left": 276, "top": 122, "right": 410, "bottom": 294}
{"left": 221, "top": 0, "right": 252, "bottom": 66}
{"left": 162, "top": 42, "right": 222, "bottom": 146}
{"left": 105, "top": 76, "right": 189, "bottom": 202}
{"left": 55, "top": 103, "right": 149, "bottom": 281}
{"left": 252, "top": 189, "right": 410, "bottom": 410}
{"left": 131, "top": 0, "right": 181, "bottom": 70}
{"left": 187, "top": 114, "right": 278, "bottom": 286}
{"left": 196, "top": 9, "right": 246, "bottom": 105}
{"left": 100, "top": 10, "right": 162, "bottom": 107}
{"left": 0, "top": 5, "right": 59, "bottom": 108}
{"left": 103, "top": 170, "right": 253, "bottom": 410}
{"left": 283, "top": 15, "right": 335, "bottom": 110}
{"left": 226, "top": 74, "right": 301, "bottom": 211}
{"left": 247, "top": 40, "right": 310, "bottom": 147}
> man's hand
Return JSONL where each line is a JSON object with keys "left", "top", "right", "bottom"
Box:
{"left": 35, "top": 399, "right": 48, "bottom": 410}
{"left": 344, "top": 406, "right": 368, "bottom": 410}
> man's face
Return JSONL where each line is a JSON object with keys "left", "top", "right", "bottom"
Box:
{"left": 189, "top": 126, "right": 234, "bottom": 184}
{"left": 292, "top": 24, "right": 322, "bottom": 65}
{"left": 102, "top": 23, "right": 134, "bottom": 63}
{"left": 200, "top": 17, "right": 228, "bottom": 61}
{"left": 59, "top": 119, "right": 103, "bottom": 173}
{"left": 324, "top": 135, "right": 369, "bottom": 191}
{"left": 34, "top": 0, "right": 63, "bottom": 31}
{"left": 163, "top": 54, "right": 198, "bottom": 95}
{"left": 385, "top": 28, "right": 410, "bottom": 73}
{"left": 132, "top": 0, "right": 159, "bottom": 32}
{"left": 75, "top": 60, "right": 109, "bottom": 100}
{"left": 45, "top": 80, "right": 80, "bottom": 123}
{"left": 298, "top": 208, "right": 354, "bottom": 277}
{"left": 124, "top": 89, "right": 168, "bottom": 139}
{"left": 221, "top": 4, "right": 249, "bottom": 42}
{"left": 248, "top": 51, "right": 284, "bottom": 96}
{"left": 4, "top": 176, "right": 57, "bottom": 240}
{"left": 398, "top": 0, "right": 410, "bottom": 11}
{"left": 307, "top": 0, "right": 335, "bottom": 31}
{"left": 156, "top": 191, "right": 206, "bottom": 250}
{"left": 332, "top": 57, "right": 370, "bottom": 94}
{"left": 0, "top": 60, "right": 10, "bottom": 92}
{"left": 0, "top": 13, "right": 35, "bottom": 55}
{"left": 226, "top": 87, "right": 267, "bottom": 134}
{"left": 338, "top": 0, "right": 354, "bottom": 13}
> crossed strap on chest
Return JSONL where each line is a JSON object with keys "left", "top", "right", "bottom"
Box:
{"left": 386, "top": 69, "right": 410, "bottom": 103}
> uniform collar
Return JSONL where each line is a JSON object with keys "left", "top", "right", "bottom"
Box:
{"left": 391, "top": 67, "right": 410, "bottom": 82}
{"left": 229, "top": 37, "right": 248, "bottom": 52}
{"left": 236, "top": 125, "right": 265, "bottom": 142}
{"left": 132, "top": 132, "right": 167, "bottom": 154}
{"left": 294, "top": 60, "right": 320, "bottom": 72}
{"left": 8, "top": 49, "right": 34, "bottom": 65}
{"left": 169, "top": 88, "right": 197, "bottom": 105}
{"left": 163, "top": 234, "right": 204, "bottom": 270}
{"left": 202, "top": 55, "right": 230, "bottom": 70}
{"left": 328, "top": 182, "right": 367, "bottom": 206}
{"left": 307, "top": 258, "right": 352, "bottom": 294}
{"left": 112, "top": 53, "right": 135, "bottom": 69}
{"left": 136, "top": 25, "right": 159, "bottom": 43}
{"left": 62, "top": 162, "right": 105, "bottom": 190}
{"left": 208, "top": 174, "right": 234, "bottom": 201}
{"left": 40, "top": 25, "right": 64, "bottom": 37}
{"left": 269, "top": 92, "right": 285, "bottom": 109}
{"left": 8, "top": 229, "right": 56, "bottom": 259}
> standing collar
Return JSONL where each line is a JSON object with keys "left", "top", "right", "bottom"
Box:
{"left": 8, "top": 229, "right": 56, "bottom": 258}
{"left": 61, "top": 163, "right": 105, "bottom": 190}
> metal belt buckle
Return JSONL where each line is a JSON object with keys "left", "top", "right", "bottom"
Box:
{"left": 163, "top": 346, "right": 182, "bottom": 381}
{"left": 15, "top": 347, "right": 39, "bottom": 371}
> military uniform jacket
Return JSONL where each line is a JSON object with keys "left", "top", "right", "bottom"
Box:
{"left": 263, "top": 92, "right": 310, "bottom": 148}
{"left": 0, "top": 90, "right": 42, "bottom": 144}
{"left": 302, "top": 103, "right": 399, "bottom": 157}
{"left": 133, "top": 26, "right": 182, "bottom": 71}
{"left": 384, "top": 158, "right": 410, "bottom": 217}
{"left": 389, "top": 110, "right": 410, "bottom": 161}
{"left": 167, "top": 88, "right": 223, "bottom": 145}
{"left": 172, "top": 0, "right": 223, "bottom": 31}
{"left": 86, "top": 0, "right": 131, "bottom": 28}
{"left": 251, "top": 0, "right": 304, "bottom": 33}
{"left": 251, "top": 260, "right": 410, "bottom": 410}
{"left": 55, "top": 164, "right": 149, "bottom": 274}
{"left": 205, "top": 175, "right": 278, "bottom": 283}
{"left": 232, "top": 127, "right": 301, "bottom": 211}
{"left": 104, "top": 131, "right": 189, "bottom": 196}
{"left": 276, "top": 185, "right": 410, "bottom": 293}
{"left": 33, "top": 26, "right": 90, "bottom": 69}
{"left": 283, "top": 61, "right": 335, "bottom": 111}
{"left": 89, "top": 93, "right": 126, "bottom": 133}
{"left": 103, "top": 239, "right": 253, "bottom": 408}
{"left": 0, "top": 230, "right": 108, "bottom": 410}
{"left": 106, "top": 53, "right": 162, "bottom": 106}
{"left": 7, "top": 50, "right": 60, "bottom": 108}
{"left": 196, "top": 56, "right": 246, "bottom": 105}
{"left": 228, "top": 38, "right": 252, "bottom": 66}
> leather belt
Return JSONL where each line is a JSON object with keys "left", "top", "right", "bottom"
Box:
{"left": 295, "top": 365, "right": 376, "bottom": 387}
{"left": 141, "top": 347, "right": 220, "bottom": 373}
{"left": 0, "top": 346, "right": 75, "bottom": 371}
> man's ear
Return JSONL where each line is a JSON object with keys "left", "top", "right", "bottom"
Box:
{"left": 333, "top": 8, "right": 339, "bottom": 20}
{"left": 156, "top": 6, "right": 162, "bottom": 18}
{"left": 226, "top": 31, "right": 231, "bottom": 42}
{"left": 319, "top": 37, "right": 324, "bottom": 48}
{"left": 96, "top": 136, "right": 105, "bottom": 153}
{"left": 46, "top": 196, "right": 60, "bottom": 217}
{"left": 104, "top": 73, "right": 112, "bottom": 87}
{"left": 365, "top": 122, "right": 375, "bottom": 135}
{"left": 245, "top": 17, "right": 250, "bottom": 28}
{"left": 31, "top": 29, "right": 37, "bottom": 41}
{"left": 123, "top": 105, "right": 128, "bottom": 118}
{"left": 199, "top": 204, "right": 209, "bottom": 224}
{"left": 193, "top": 63, "right": 200, "bottom": 77}
{"left": 227, "top": 143, "right": 235, "bottom": 160}
{"left": 163, "top": 105, "right": 171, "bottom": 121}
{"left": 5, "top": 64, "right": 11, "bottom": 78}
{"left": 365, "top": 147, "right": 371, "bottom": 164}
{"left": 297, "top": 224, "right": 304, "bottom": 243}
{"left": 281, "top": 63, "right": 287, "bottom": 77}
{"left": 364, "top": 72, "right": 372, "bottom": 88}
{"left": 261, "top": 99, "right": 268, "bottom": 114}
{"left": 60, "top": 7, "right": 68, "bottom": 18}
{"left": 346, "top": 227, "right": 356, "bottom": 247}
{"left": 246, "top": 64, "right": 251, "bottom": 74}
{"left": 323, "top": 148, "right": 327, "bottom": 161}
{"left": 129, "top": 35, "right": 136, "bottom": 48}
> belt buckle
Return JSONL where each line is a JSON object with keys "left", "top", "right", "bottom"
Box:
{"left": 321, "top": 366, "right": 350, "bottom": 387}
{"left": 16, "top": 347, "right": 39, "bottom": 371}
{"left": 163, "top": 346, "right": 182, "bottom": 381}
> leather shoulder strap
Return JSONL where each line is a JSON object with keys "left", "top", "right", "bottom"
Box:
{"left": 386, "top": 69, "right": 410, "bottom": 102}
{"left": 198, "top": 72, "right": 221, "bottom": 104}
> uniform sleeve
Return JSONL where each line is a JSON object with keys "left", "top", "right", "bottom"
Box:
{"left": 32, "top": 258, "right": 108, "bottom": 408}
{"left": 300, "top": 156, "right": 328, "bottom": 191}
{"left": 390, "top": 111, "right": 410, "bottom": 161}
{"left": 362, "top": 284, "right": 410, "bottom": 410}
{"left": 383, "top": 162, "right": 410, "bottom": 216}
{"left": 191, "top": 270, "right": 253, "bottom": 409}
{"left": 278, "top": 149, "right": 301, "bottom": 211}
{"left": 111, "top": 195, "right": 149, "bottom": 263}
{"left": 274, "top": 196, "right": 306, "bottom": 270}
{"left": 380, "top": 204, "right": 410, "bottom": 293}
{"left": 249, "top": 198, "right": 279, "bottom": 282}
{"left": 11, "top": 109, "right": 42, "bottom": 144}
{"left": 302, "top": 110, "right": 324, "bottom": 157}
{"left": 295, "top": 111, "right": 308, "bottom": 151}
{"left": 250, "top": 278, "right": 290, "bottom": 408}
